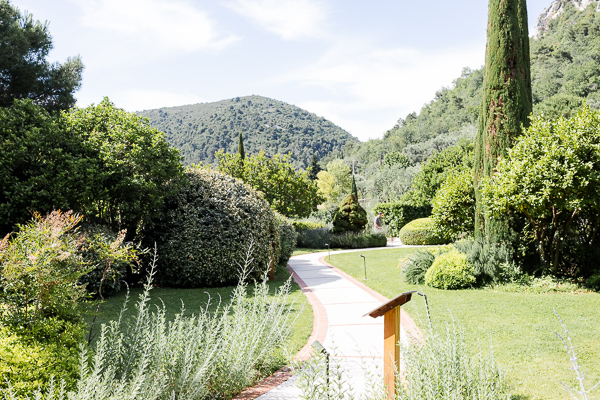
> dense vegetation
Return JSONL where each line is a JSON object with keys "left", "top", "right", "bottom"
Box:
{"left": 139, "top": 95, "right": 358, "bottom": 169}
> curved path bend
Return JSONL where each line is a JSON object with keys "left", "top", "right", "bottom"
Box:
{"left": 237, "top": 244, "right": 420, "bottom": 400}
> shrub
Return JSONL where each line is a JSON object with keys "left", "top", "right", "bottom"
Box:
{"left": 77, "top": 224, "right": 140, "bottom": 298}
{"left": 374, "top": 202, "right": 431, "bottom": 237}
{"left": 453, "top": 238, "right": 519, "bottom": 284}
{"left": 398, "top": 218, "right": 449, "bottom": 245}
{"left": 296, "top": 227, "right": 331, "bottom": 249}
{"left": 425, "top": 249, "right": 475, "bottom": 289}
{"left": 275, "top": 212, "right": 296, "bottom": 264}
{"left": 402, "top": 249, "right": 435, "bottom": 284}
{"left": 292, "top": 220, "right": 326, "bottom": 232}
{"left": 585, "top": 274, "right": 600, "bottom": 291}
{"left": 329, "top": 231, "right": 387, "bottom": 249}
{"left": 0, "top": 320, "right": 85, "bottom": 396}
{"left": 332, "top": 194, "right": 367, "bottom": 234}
{"left": 431, "top": 168, "right": 475, "bottom": 240}
{"left": 154, "top": 168, "right": 280, "bottom": 287}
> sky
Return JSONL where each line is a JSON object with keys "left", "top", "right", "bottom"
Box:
{"left": 16, "top": 0, "right": 554, "bottom": 142}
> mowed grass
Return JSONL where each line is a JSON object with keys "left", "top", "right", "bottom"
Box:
{"left": 326, "top": 247, "right": 600, "bottom": 400}
{"left": 83, "top": 263, "right": 313, "bottom": 360}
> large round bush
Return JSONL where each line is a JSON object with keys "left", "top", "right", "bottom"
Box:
{"left": 425, "top": 250, "right": 475, "bottom": 289}
{"left": 398, "top": 218, "right": 449, "bottom": 245}
{"left": 156, "top": 168, "right": 280, "bottom": 287}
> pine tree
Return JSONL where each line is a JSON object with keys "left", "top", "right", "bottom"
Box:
{"left": 238, "top": 132, "right": 245, "bottom": 160}
{"left": 474, "top": 0, "right": 532, "bottom": 240}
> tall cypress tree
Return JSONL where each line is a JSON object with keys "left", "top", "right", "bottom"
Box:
{"left": 308, "top": 154, "right": 322, "bottom": 181}
{"left": 474, "top": 0, "right": 532, "bottom": 240}
{"left": 238, "top": 132, "right": 245, "bottom": 160}
{"left": 351, "top": 174, "right": 359, "bottom": 199}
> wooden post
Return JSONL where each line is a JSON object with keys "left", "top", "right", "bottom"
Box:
{"left": 365, "top": 291, "right": 414, "bottom": 399}
{"left": 383, "top": 306, "right": 401, "bottom": 398}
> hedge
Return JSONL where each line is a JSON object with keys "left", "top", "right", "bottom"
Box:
{"left": 398, "top": 217, "right": 449, "bottom": 246}
{"left": 374, "top": 202, "right": 431, "bottom": 237}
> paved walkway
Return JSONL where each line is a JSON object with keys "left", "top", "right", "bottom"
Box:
{"left": 251, "top": 241, "right": 420, "bottom": 399}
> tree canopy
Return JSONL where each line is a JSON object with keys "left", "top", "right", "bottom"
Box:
{"left": 0, "top": 0, "right": 83, "bottom": 111}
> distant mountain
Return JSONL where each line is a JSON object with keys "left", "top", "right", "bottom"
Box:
{"left": 138, "top": 95, "right": 358, "bottom": 169}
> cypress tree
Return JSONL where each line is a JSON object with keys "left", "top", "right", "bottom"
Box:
{"left": 351, "top": 174, "right": 359, "bottom": 199}
{"left": 474, "top": 0, "right": 532, "bottom": 240}
{"left": 238, "top": 132, "right": 245, "bottom": 160}
{"left": 308, "top": 154, "right": 322, "bottom": 181}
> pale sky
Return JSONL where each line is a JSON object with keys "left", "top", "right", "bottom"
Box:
{"left": 16, "top": 0, "right": 553, "bottom": 141}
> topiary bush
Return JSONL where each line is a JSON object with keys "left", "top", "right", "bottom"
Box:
{"left": 332, "top": 194, "right": 367, "bottom": 234}
{"left": 425, "top": 249, "right": 476, "bottom": 289}
{"left": 155, "top": 168, "right": 280, "bottom": 287}
{"left": 398, "top": 218, "right": 449, "bottom": 245}
{"left": 275, "top": 212, "right": 296, "bottom": 264}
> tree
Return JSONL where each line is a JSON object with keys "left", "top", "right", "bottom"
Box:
{"left": 0, "top": 100, "right": 93, "bottom": 234}
{"left": 474, "top": 0, "right": 532, "bottom": 240}
{"left": 0, "top": 1, "right": 83, "bottom": 111}
{"left": 332, "top": 194, "right": 367, "bottom": 234}
{"left": 482, "top": 106, "right": 600, "bottom": 277}
{"left": 431, "top": 168, "right": 475, "bottom": 240}
{"left": 215, "top": 150, "right": 322, "bottom": 218}
{"left": 238, "top": 132, "right": 245, "bottom": 160}
{"left": 316, "top": 159, "right": 352, "bottom": 204}
{"left": 63, "top": 98, "right": 184, "bottom": 238}
{"left": 307, "top": 154, "right": 322, "bottom": 181}
{"left": 351, "top": 174, "right": 359, "bottom": 199}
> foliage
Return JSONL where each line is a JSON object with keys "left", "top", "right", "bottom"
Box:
{"left": 0, "top": 211, "right": 89, "bottom": 327}
{"left": 2, "top": 259, "right": 298, "bottom": 400}
{"left": 307, "top": 154, "right": 322, "bottom": 181}
{"left": 425, "top": 249, "right": 476, "bottom": 289}
{"left": 453, "top": 238, "right": 520, "bottom": 285}
{"left": 63, "top": 98, "right": 184, "bottom": 238}
{"left": 0, "top": 320, "right": 85, "bottom": 397}
{"left": 275, "top": 212, "right": 296, "bottom": 264}
{"left": 383, "top": 151, "right": 412, "bottom": 168}
{"left": 316, "top": 159, "right": 352, "bottom": 205}
{"left": 292, "top": 220, "right": 326, "bottom": 232}
{"left": 295, "top": 227, "right": 331, "bottom": 249}
{"left": 153, "top": 168, "right": 280, "bottom": 287}
{"left": 329, "top": 231, "right": 386, "bottom": 249}
{"left": 215, "top": 149, "right": 321, "bottom": 218}
{"left": 77, "top": 224, "right": 140, "bottom": 298}
{"left": 401, "top": 140, "right": 474, "bottom": 208}
{"left": 373, "top": 202, "right": 431, "bottom": 238}
{"left": 482, "top": 106, "right": 600, "bottom": 277}
{"left": 431, "top": 168, "right": 475, "bottom": 240}
{"left": 139, "top": 95, "right": 358, "bottom": 169}
{"left": 363, "top": 164, "right": 419, "bottom": 204}
{"left": 398, "top": 218, "right": 449, "bottom": 246}
{"left": 396, "top": 321, "right": 509, "bottom": 399}
{"left": 532, "top": 3, "right": 600, "bottom": 115}
{"left": 0, "top": 1, "right": 83, "bottom": 112}
{"left": 0, "top": 100, "right": 90, "bottom": 233}
{"left": 474, "top": 0, "right": 532, "bottom": 239}
{"left": 238, "top": 131, "right": 245, "bottom": 159}
{"left": 586, "top": 274, "right": 600, "bottom": 292}
{"left": 332, "top": 194, "right": 367, "bottom": 234}
{"left": 401, "top": 249, "right": 435, "bottom": 284}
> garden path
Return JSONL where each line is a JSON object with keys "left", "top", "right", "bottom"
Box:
{"left": 243, "top": 240, "right": 420, "bottom": 399}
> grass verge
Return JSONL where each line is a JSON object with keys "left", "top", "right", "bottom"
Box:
{"left": 326, "top": 247, "right": 600, "bottom": 400}
{"left": 83, "top": 263, "right": 313, "bottom": 363}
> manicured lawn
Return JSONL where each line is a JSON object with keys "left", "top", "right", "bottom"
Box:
{"left": 83, "top": 263, "right": 313, "bottom": 361}
{"left": 327, "top": 247, "right": 600, "bottom": 400}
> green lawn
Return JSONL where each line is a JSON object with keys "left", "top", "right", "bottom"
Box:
{"left": 83, "top": 263, "right": 313, "bottom": 361}
{"left": 326, "top": 247, "right": 600, "bottom": 400}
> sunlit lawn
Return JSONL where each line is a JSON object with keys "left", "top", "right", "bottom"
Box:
{"left": 83, "top": 263, "right": 313, "bottom": 360}
{"left": 326, "top": 247, "right": 600, "bottom": 400}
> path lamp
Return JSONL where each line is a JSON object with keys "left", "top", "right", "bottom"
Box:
{"left": 311, "top": 340, "right": 330, "bottom": 393}
{"left": 325, "top": 243, "right": 330, "bottom": 260}
{"left": 360, "top": 254, "right": 367, "bottom": 280}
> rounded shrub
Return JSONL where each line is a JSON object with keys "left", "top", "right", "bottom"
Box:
{"left": 402, "top": 249, "right": 436, "bottom": 284}
{"left": 398, "top": 217, "right": 449, "bottom": 245}
{"left": 425, "top": 250, "right": 475, "bottom": 289}
{"left": 275, "top": 212, "right": 296, "bottom": 264}
{"left": 156, "top": 168, "right": 281, "bottom": 287}
{"left": 332, "top": 194, "right": 367, "bottom": 233}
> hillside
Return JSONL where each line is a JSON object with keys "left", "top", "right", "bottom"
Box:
{"left": 139, "top": 95, "right": 358, "bottom": 169}
{"left": 380, "top": 0, "right": 600, "bottom": 157}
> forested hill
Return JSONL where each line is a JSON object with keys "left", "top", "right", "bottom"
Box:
{"left": 380, "top": 0, "right": 600, "bottom": 157}
{"left": 139, "top": 95, "right": 358, "bottom": 168}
